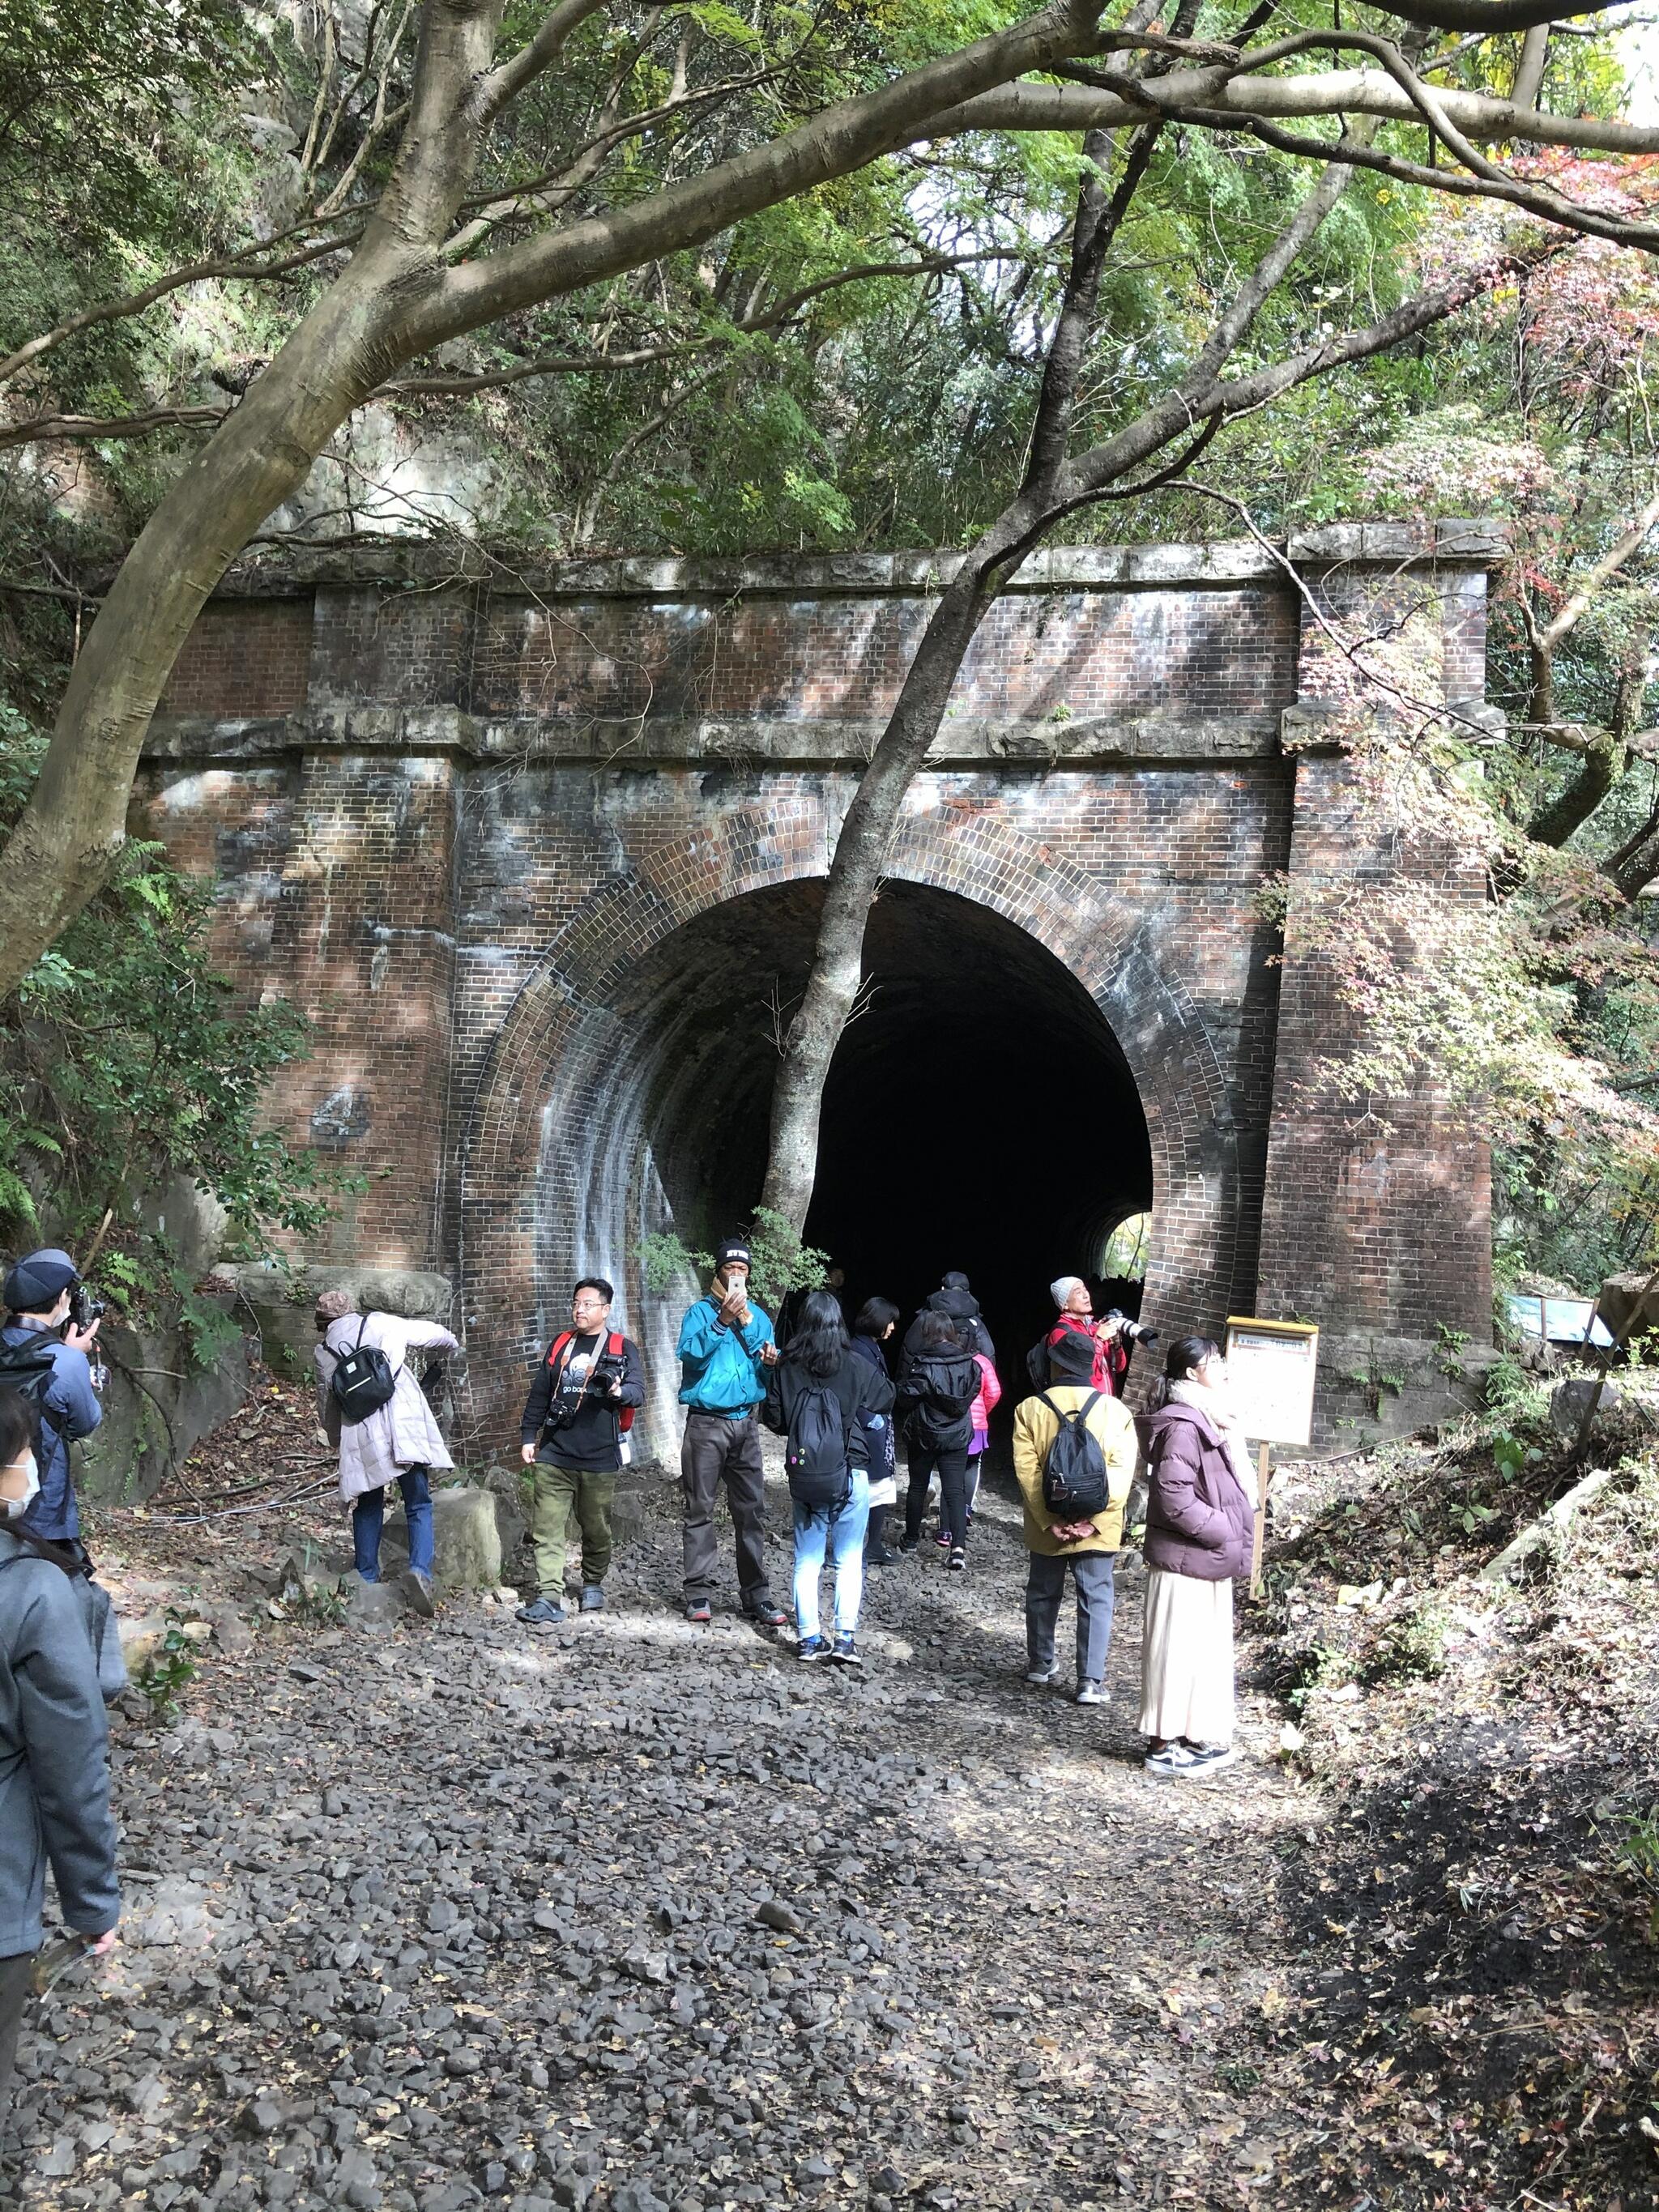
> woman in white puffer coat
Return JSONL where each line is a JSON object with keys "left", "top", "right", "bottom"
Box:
{"left": 313, "top": 1289, "right": 458, "bottom": 1614}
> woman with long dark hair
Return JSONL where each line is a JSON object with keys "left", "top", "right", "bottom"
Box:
{"left": 1139, "top": 1336, "right": 1255, "bottom": 1779}
{"left": 851, "top": 1298, "right": 901, "bottom": 1565}
{"left": 761, "top": 1289, "right": 894, "bottom": 1663}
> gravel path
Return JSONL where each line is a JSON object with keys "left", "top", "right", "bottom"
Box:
{"left": 6, "top": 1470, "right": 1324, "bottom": 2211}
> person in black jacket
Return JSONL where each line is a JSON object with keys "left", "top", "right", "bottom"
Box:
{"left": 898, "top": 1311, "right": 980, "bottom": 1570}
{"left": 0, "top": 1389, "right": 119, "bottom": 2108}
{"left": 902, "top": 1270, "right": 995, "bottom": 1364}
{"left": 518, "top": 1279, "right": 645, "bottom": 1625}
{"left": 762, "top": 1292, "right": 893, "bottom": 1664}
{"left": 850, "top": 1298, "right": 901, "bottom": 1566}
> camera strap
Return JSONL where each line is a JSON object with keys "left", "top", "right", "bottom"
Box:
{"left": 544, "top": 1329, "right": 622, "bottom": 1426}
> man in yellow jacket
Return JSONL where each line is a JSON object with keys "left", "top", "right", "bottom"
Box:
{"left": 1012, "top": 1326, "right": 1140, "bottom": 1705}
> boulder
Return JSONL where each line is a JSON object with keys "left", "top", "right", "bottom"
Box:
{"left": 474, "top": 1463, "right": 530, "bottom": 1568}
{"left": 346, "top": 1578, "right": 407, "bottom": 1630}
{"left": 1597, "top": 1271, "right": 1659, "bottom": 1348}
{"left": 228, "top": 1261, "right": 454, "bottom": 1382}
{"left": 1550, "top": 1375, "right": 1625, "bottom": 1439}
{"left": 377, "top": 1484, "right": 501, "bottom": 1592}
{"left": 79, "top": 1305, "right": 252, "bottom": 1507}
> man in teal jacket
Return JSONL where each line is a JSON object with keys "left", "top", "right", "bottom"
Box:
{"left": 676, "top": 1240, "right": 786, "bottom": 1626}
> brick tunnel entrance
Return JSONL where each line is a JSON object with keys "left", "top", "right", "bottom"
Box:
{"left": 801, "top": 881, "right": 1152, "bottom": 1371}
{"left": 556, "top": 876, "right": 1153, "bottom": 1438}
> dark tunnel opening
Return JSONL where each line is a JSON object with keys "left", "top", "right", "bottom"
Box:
{"left": 616, "top": 878, "right": 1153, "bottom": 1426}
{"left": 800, "top": 882, "right": 1152, "bottom": 1388}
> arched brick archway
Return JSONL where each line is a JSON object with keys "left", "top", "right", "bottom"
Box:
{"left": 456, "top": 791, "right": 1243, "bottom": 1449}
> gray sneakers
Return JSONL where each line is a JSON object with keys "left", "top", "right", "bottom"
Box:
{"left": 399, "top": 1569, "right": 437, "bottom": 1618}
{"left": 1024, "top": 1664, "right": 1060, "bottom": 1686}
{"left": 1074, "top": 1681, "right": 1104, "bottom": 1706}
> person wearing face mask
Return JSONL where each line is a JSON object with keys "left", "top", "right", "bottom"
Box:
{"left": 0, "top": 1390, "right": 120, "bottom": 2108}
{"left": 0, "top": 1248, "right": 103, "bottom": 1561}
{"left": 1139, "top": 1336, "right": 1256, "bottom": 1780}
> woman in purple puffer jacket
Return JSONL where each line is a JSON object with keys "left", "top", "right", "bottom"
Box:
{"left": 1138, "top": 1335, "right": 1256, "bottom": 1783}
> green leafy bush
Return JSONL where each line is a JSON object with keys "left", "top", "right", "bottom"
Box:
{"left": 134, "top": 1611, "right": 197, "bottom": 1725}
{"left": 1368, "top": 1599, "right": 1451, "bottom": 1682}
{"left": 637, "top": 1208, "right": 827, "bottom": 1314}
{"left": 1, "top": 711, "right": 343, "bottom": 1340}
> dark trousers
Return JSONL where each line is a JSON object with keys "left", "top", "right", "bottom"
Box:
{"left": 680, "top": 1411, "right": 771, "bottom": 1606}
{"left": 1026, "top": 1550, "right": 1118, "bottom": 1684}
{"left": 904, "top": 1446, "right": 970, "bottom": 1552}
{"left": 0, "top": 1950, "right": 32, "bottom": 2108}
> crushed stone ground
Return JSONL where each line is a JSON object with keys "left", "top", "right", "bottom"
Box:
{"left": 6, "top": 1466, "right": 1341, "bottom": 2212}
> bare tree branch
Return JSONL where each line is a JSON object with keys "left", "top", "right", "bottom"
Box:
{"left": 0, "top": 232, "right": 362, "bottom": 394}
{"left": 0, "top": 254, "right": 1026, "bottom": 448}
{"left": 481, "top": 0, "right": 618, "bottom": 121}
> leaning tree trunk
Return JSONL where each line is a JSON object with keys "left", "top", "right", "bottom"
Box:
{"left": 755, "top": 118, "right": 1375, "bottom": 1236}
{"left": 751, "top": 109, "right": 1149, "bottom": 1236}
{"left": 757, "top": 543, "right": 1020, "bottom": 1229}
{"left": 0, "top": 260, "right": 416, "bottom": 995}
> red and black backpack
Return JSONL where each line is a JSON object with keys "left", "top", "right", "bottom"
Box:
{"left": 546, "top": 1329, "right": 634, "bottom": 1431}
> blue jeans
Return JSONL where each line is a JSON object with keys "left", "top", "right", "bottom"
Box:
{"left": 791, "top": 1470, "right": 870, "bottom": 1639}
{"left": 353, "top": 1465, "right": 434, "bottom": 1580}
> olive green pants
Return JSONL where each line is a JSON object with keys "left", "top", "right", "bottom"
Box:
{"left": 530, "top": 1462, "right": 616, "bottom": 1596}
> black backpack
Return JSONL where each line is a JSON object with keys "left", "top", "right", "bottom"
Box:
{"left": 329, "top": 1317, "right": 401, "bottom": 1426}
{"left": 0, "top": 1335, "right": 62, "bottom": 1456}
{"left": 785, "top": 1380, "right": 851, "bottom": 1509}
{"left": 906, "top": 1349, "right": 978, "bottom": 1449}
{"left": 1038, "top": 1390, "right": 1111, "bottom": 1517}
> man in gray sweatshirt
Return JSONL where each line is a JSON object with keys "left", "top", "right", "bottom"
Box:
{"left": 0, "top": 1387, "right": 120, "bottom": 2108}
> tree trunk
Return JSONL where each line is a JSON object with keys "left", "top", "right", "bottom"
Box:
{"left": 1527, "top": 623, "right": 1647, "bottom": 848}
{"left": 756, "top": 120, "right": 1356, "bottom": 1236}
{"left": 0, "top": 0, "right": 509, "bottom": 998}
{"left": 757, "top": 539, "right": 1020, "bottom": 1229}
{"left": 0, "top": 260, "right": 410, "bottom": 995}
{"left": 753, "top": 99, "right": 1162, "bottom": 1233}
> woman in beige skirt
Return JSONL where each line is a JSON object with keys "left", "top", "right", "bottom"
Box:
{"left": 1138, "top": 1336, "right": 1256, "bottom": 1780}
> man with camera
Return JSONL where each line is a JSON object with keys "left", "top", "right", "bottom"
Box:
{"left": 676, "top": 1240, "right": 786, "bottom": 1626}
{"left": 1026, "top": 1276, "right": 1159, "bottom": 1397}
{"left": 518, "top": 1279, "right": 645, "bottom": 1626}
{"left": 0, "top": 1249, "right": 104, "bottom": 1561}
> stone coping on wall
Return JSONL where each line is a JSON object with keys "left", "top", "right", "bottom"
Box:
{"left": 141, "top": 704, "right": 1287, "bottom": 765}
{"left": 177, "top": 519, "right": 1508, "bottom": 603}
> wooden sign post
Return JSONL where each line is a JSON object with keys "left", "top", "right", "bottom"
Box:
{"left": 1224, "top": 1316, "right": 1320, "bottom": 1595}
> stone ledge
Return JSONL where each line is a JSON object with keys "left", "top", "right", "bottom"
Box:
{"left": 176, "top": 522, "right": 1504, "bottom": 603}
{"left": 143, "top": 705, "right": 1286, "bottom": 767}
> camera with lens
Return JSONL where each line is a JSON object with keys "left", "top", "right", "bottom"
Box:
{"left": 591, "top": 1349, "right": 627, "bottom": 1398}
{"left": 68, "top": 1283, "right": 107, "bottom": 1332}
{"left": 1106, "top": 1306, "right": 1160, "bottom": 1348}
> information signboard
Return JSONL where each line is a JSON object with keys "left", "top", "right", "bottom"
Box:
{"left": 1225, "top": 1316, "right": 1320, "bottom": 1448}
{"left": 1224, "top": 1316, "right": 1320, "bottom": 1592}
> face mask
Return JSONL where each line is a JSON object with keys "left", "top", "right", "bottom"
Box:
{"left": 1, "top": 1452, "right": 39, "bottom": 1520}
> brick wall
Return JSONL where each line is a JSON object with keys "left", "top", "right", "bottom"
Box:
{"left": 1255, "top": 751, "right": 1494, "bottom": 1344}
{"left": 157, "top": 600, "right": 313, "bottom": 717}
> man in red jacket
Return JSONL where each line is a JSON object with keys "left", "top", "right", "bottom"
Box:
{"left": 1026, "top": 1279, "right": 1158, "bottom": 1396}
